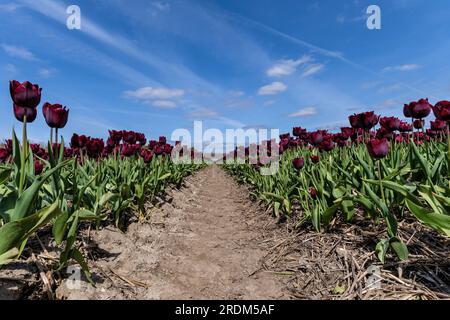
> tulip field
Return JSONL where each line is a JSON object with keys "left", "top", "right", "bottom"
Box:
{"left": 0, "top": 80, "right": 449, "bottom": 299}
{"left": 0, "top": 81, "right": 202, "bottom": 282}
{"left": 225, "top": 101, "right": 450, "bottom": 263}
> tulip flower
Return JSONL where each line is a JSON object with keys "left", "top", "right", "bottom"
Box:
{"left": 13, "top": 104, "right": 37, "bottom": 123}
{"left": 310, "top": 155, "right": 320, "bottom": 164}
{"left": 109, "top": 130, "right": 123, "bottom": 144}
{"left": 431, "top": 119, "right": 447, "bottom": 131}
{"left": 309, "top": 131, "right": 325, "bottom": 146}
{"left": 164, "top": 144, "right": 173, "bottom": 155}
{"left": 86, "top": 138, "right": 104, "bottom": 157}
{"left": 319, "top": 139, "right": 335, "bottom": 152}
{"left": 159, "top": 136, "right": 167, "bottom": 144}
{"left": 34, "top": 160, "right": 44, "bottom": 175}
{"left": 367, "top": 138, "right": 389, "bottom": 159}
{"left": 399, "top": 122, "right": 413, "bottom": 133}
{"left": 376, "top": 128, "right": 393, "bottom": 140}
{"left": 404, "top": 99, "right": 432, "bottom": 119}
{"left": 122, "top": 131, "right": 137, "bottom": 144}
{"left": 292, "top": 157, "right": 305, "bottom": 170}
{"left": 380, "top": 117, "right": 401, "bottom": 132}
{"left": 340, "top": 127, "right": 354, "bottom": 139}
{"left": 279, "top": 133, "right": 290, "bottom": 140}
{"left": 0, "top": 148, "right": 10, "bottom": 162}
{"left": 349, "top": 114, "right": 363, "bottom": 129}
{"left": 361, "top": 111, "right": 380, "bottom": 130}
{"left": 9, "top": 80, "right": 42, "bottom": 109}
{"left": 433, "top": 101, "right": 450, "bottom": 122}
{"left": 309, "top": 187, "right": 318, "bottom": 199}
{"left": 149, "top": 140, "right": 158, "bottom": 150}
{"left": 42, "top": 103, "right": 69, "bottom": 129}
{"left": 413, "top": 119, "right": 425, "bottom": 129}
{"left": 293, "top": 127, "right": 307, "bottom": 138}
{"left": 154, "top": 144, "right": 164, "bottom": 156}
{"left": 140, "top": 148, "right": 154, "bottom": 163}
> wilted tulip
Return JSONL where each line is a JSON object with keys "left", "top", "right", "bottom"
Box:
{"left": 367, "top": 138, "right": 389, "bottom": 159}
{"left": 13, "top": 104, "right": 37, "bottom": 123}
{"left": 292, "top": 157, "right": 305, "bottom": 170}
{"left": 42, "top": 103, "right": 69, "bottom": 129}
{"left": 9, "top": 80, "right": 42, "bottom": 109}
{"left": 433, "top": 101, "right": 450, "bottom": 122}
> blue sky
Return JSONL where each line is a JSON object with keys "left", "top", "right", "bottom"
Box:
{"left": 1, "top": 0, "right": 450, "bottom": 144}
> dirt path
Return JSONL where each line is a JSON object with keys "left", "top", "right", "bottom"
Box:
{"left": 56, "top": 165, "right": 289, "bottom": 300}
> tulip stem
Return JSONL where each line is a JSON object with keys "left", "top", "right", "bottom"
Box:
{"left": 50, "top": 128, "right": 53, "bottom": 147}
{"left": 378, "top": 160, "right": 386, "bottom": 205}
{"left": 19, "top": 115, "right": 28, "bottom": 195}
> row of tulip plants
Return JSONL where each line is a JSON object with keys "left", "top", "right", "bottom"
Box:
{"left": 225, "top": 99, "right": 450, "bottom": 263}
{"left": 0, "top": 80, "right": 202, "bottom": 281}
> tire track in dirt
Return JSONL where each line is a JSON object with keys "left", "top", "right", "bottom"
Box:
{"left": 57, "top": 165, "right": 290, "bottom": 299}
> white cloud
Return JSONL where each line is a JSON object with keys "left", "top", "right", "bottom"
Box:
{"left": 288, "top": 107, "right": 317, "bottom": 118}
{"left": 151, "top": 100, "right": 177, "bottom": 109}
{"left": 188, "top": 108, "right": 219, "bottom": 119}
{"left": 1, "top": 44, "right": 37, "bottom": 61}
{"left": 258, "top": 82, "right": 287, "bottom": 95}
{"left": 124, "top": 87, "right": 185, "bottom": 100}
{"left": 301, "top": 63, "right": 324, "bottom": 77}
{"left": 382, "top": 64, "right": 420, "bottom": 72}
{"left": 151, "top": 1, "right": 170, "bottom": 12}
{"left": 266, "top": 55, "right": 311, "bottom": 77}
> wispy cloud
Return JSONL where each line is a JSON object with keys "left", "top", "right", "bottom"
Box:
{"left": 258, "top": 82, "right": 287, "bottom": 95}
{"left": 0, "top": 2, "right": 21, "bottom": 11}
{"left": 188, "top": 108, "right": 219, "bottom": 119}
{"left": 301, "top": 63, "right": 325, "bottom": 77}
{"left": 266, "top": 55, "right": 311, "bottom": 77}
{"left": 151, "top": 100, "right": 177, "bottom": 109}
{"left": 151, "top": 1, "right": 170, "bottom": 12}
{"left": 5, "top": 63, "right": 18, "bottom": 75}
{"left": 38, "top": 68, "right": 56, "bottom": 78}
{"left": 124, "top": 87, "right": 185, "bottom": 100}
{"left": 382, "top": 64, "right": 420, "bottom": 72}
{"left": 288, "top": 107, "right": 317, "bottom": 118}
{"left": 1, "top": 44, "right": 38, "bottom": 61}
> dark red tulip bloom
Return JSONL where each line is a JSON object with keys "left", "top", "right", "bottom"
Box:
{"left": 380, "top": 117, "right": 401, "bottom": 132}
{"left": 426, "top": 129, "right": 438, "bottom": 138}
{"left": 0, "top": 148, "right": 10, "bottom": 162}
{"left": 431, "top": 119, "right": 447, "bottom": 131}
{"left": 292, "top": 157, "right": 305, "bottom": 170}
{"left": 64, "top": 148, "right": 74, "bottom": 158}
{"left": 399, "top": 122, "right": 413, "bottom": 132}
{"left": 71, "top": 134, "right": 88, "bottom": 148}
{"left": 361, "top": 111, "right": 380, "bottom": 130}
{"left": 106, "top": 137, "right": 116, "bottom": 148}
{"left": 433, "top": 101, "right": 450, "bottom": 122}
{"left": 121, "top": 143, "right": 138, "bottom": 157}
{"left": 9, "top": 80, "right": 42, "bottom": 109}
{"left": 340, "top": 127, "right": 354, "bottom": 139}
{"left": 279, "top": 133, "right": 290, "bottom": 140}
{"left": 376, "top": 127, "right": 393, "bottom": 140}
{"left": 149, "top": 140, "right": 158, "bottom": 150}
{"left": 109, "top": 130, "right": 123, "bottom": 143}
{"left": 154, "top": 144, "right": 164, "bottom": 156}
{"left": 34, "top": 160, "right": 44, "bottom": 175}
{"left": 413, "top": 119, "right": 425, "bottom": 129}
{"left": 349, "top": 114, "right": 363, "bottom": 129}
{"left": 30, "top": 144, "right": 46, "bottom": 158}
{"left": 42, "top": 103, "right": 69, "bottom": 129}
{"left": 159, "top": 136, "right": 167, "bottom": 144}
{"left": 310, "top": 155, "right": 320, "bottom": 163}
{"left": 122, "top": 131, "right": 137, "bottom": 144}
{"left": 86, "top": 138, "right": 104, "bottom": 157}
{"left": 164, "top": 144, "right": 173, "bottom": 155}
{"left": 140, "top": 148, "right": 154, "bottom": 163}
{"left": 404, "top": 99, "right": 432, "bottom": 119}
{"left": 136, "top": 133, "right": 146, "bottom": 145}
{"left": 319, "top": 139, "right": 335, "bottom": 152}
{"left": 309, "top": 131, "right": 325, "bottom": 146}
{"left": 367, "top": 138, "right": 389, "bottom": 159}
{"left": 309, "top": 187, "right": 318, "bottom": 199}
{"left": 13, "top": 104, "right": 37, "bottom": 123}
{"left": 293, "top": 127, "right": 307, "bottom": 138}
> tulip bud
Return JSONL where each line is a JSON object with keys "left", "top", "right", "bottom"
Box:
{"left": 292, "top": 157, "right": 305, "bottom": 170}
{"left": 42, "top": 103, "right": 69, "bottom": 129}
{"left": 367, "top": 138, "right": 389, "bottom": 159}
{"left": 9, "top": 80, "right": 42, "bottom": 109}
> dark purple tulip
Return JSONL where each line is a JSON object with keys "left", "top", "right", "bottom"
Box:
{"left": 122, "top": 131, "right": 137, "bottom": 144}
{"left": 367, "top": 138, "right": 389, "bottom": 159}
{"left": 431, "top": 119, "right": 447, "bottom": 131}
{"left": 399, "top": 122, "right": 413, "bottom": 132}
{"left": 319, "top": 139, "right": 335, "bottom": 152}
{"left": 413, "top": 119, "right": 425, "bottom": 129}
{"left": 34, "top": 160, "right": 44, "bottom": 175}
{"left": 279, "top": 133, "right": 290, "bottom": 140}
{"left": 340, "top": 127, "right": 354, "bottom": 139}
{"left": 109, "top": 130, "right": 123, "bottom": 143}
{"left": 293, "top": 127, "right": 307, "bottom": 138}
{"left": 309, "top": 131, "right": 325, "bottom": 146}
{"left": 149, "top": 140, "right": 158, "bottom": 150}
{"left": 433, "top": 101, "right": 450, "bottom": 122}
{"left": 164, "top": 144, "right": 173, "bottom": 155}
{"left": 361, "top": 111, "right": 380, "bottom": 130}
{"left": 154, "top": 144, "right": 164, "bottom": 155}
{"left": 136, "top": 133, "right": 146, "bottom": 145}
{"left": 404, "top": 99, "right": 432, "bottom": 119}
{"left": 349, "top": 114, "right": 363, "bottom": 129}
{"left": 376, "top": 127, "right": 393, "bottom": 140}
{"left": 0, "top": 148, "right": 10, "bottom": 162}
{"left": 13, "top": 104, "right": 37, "bottom": 123}
{"left": 9, "top": 80, "right": 42, "bottom": 109}
{"left": 309, "top": 187, "right": 318, "bottom": 199}
{"left": 42, "top": 103, "right": 69, "bottom": 129}
{"left": 121, "top": 143, "right": 138, "bottom": 157}
{"left": 292, "top": 157, "right": 305, "bottom": 170}
{"left": 380, "top": 117, "right": 401, "bottom": 132}
{"left": 159, "top": 136, "right": 167, "bottom": 144}
{"left": 86, "top": 138, "right": 104, "bottom": 157}
{"left": 310, "top": 155, "right": 320, "bottom": 164}
{"left": 140, "top": 148, "right": 154, "bottom": 163}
